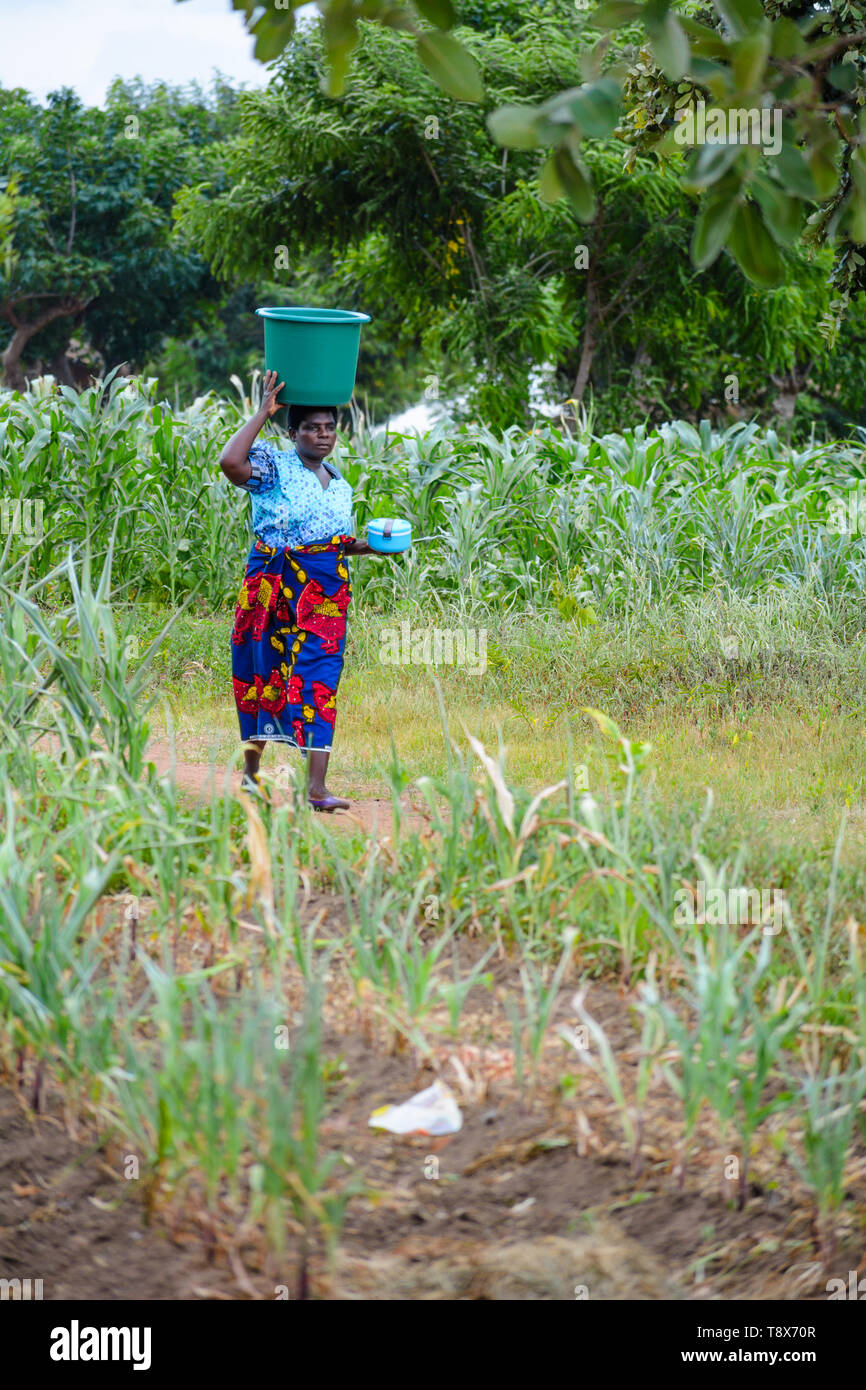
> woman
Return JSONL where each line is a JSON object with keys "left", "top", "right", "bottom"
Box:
{"left": 219, "top": 370, "right": 382, "bottom": 811}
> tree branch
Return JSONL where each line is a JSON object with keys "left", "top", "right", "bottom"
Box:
{"left": 462, "top": 218, "right": 488, "bottom": 303}
{"left": 413, "top": 239, "right": 448, "bottom": 279}
{"left": 1, "top": 297, "right": 90, "bottom": 387}
{"left": 807, "top": 30, "right": 866, "bottom": 63}
{"left": 66, "top": 169, "right": 77, "bottom": 256}
{"left": 419, "top": 144, "right": 441, "bottom": 190}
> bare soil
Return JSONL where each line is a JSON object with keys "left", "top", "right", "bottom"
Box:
{"left": 2, "top": 950, "right": 857, "bottom": 1302}
{"left": 3, "top": 756, "right": 862, "bottom": 1302}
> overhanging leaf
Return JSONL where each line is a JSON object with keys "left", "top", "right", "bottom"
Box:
{"left": 726, "top": 201, "right": 784, "bottom": 287}
{"left": 731, "top": 27, "right": 771, "bottom": 92}
{"left": 486, "top": 104, "right": 540, "bottom": 149}
{"left": 683, "top": 140, "right": 742, "bottom": 189}
{"left": 713, "top": 0, "right": 765, "bottom": 39}
{"left": 320, "top": 1, "right": 360, "bottom": 94}
{"left": 414, "top": 0, "right": 456, "bottom": 28}
{"left": 248, "top": 7, "right": 296, "bottom": 62}
{"left": 680, "top": 15, "right": 728, "bottom": 56}
{"left": 538, "top": 152, "right": 564, "bottom": 203}
{"left": 773, "top": 142, "right": 816, "bottom": 200}
{"left": 809, "top": 144, "right": 840, "bottom": 200}
{"left": 592, "top": 0, "right": 642, "bottom": 26}
{"left": 751, "top": 172, "right": 804, "bottom": 246}
{"left": 554, "top": 146, "right": 597, "bottom": 220}
{"left": 827, "top": 63, "right": 857, "bottom": 94}
{"left": 691, "top": 192, "right": 738, "bottom": 268}
{"left": 846, "top": 148, "right": 866, "bottom": 242}
{"left": 845, "top": 186, "right": 866, "bottom": 244}
{"left": 647, "top": 11, "right": 690, "bottom": 81}
{"left": 770, "top": 16, "right": 805, "bottom": 59}
{"left": 560, "top": 78, "right": 621, "bottom": 139}
{"left": 416, "top": 30, "right": 484, "bottom": 102}
{"left": 322, "top": 0, "right": 358, "bottom": 47}
{"left": 322, "top": 45, "right": 355, "bottom": 98}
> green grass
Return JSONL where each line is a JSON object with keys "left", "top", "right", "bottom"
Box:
{"left": 139, "top": 585, "right": 866, "bottom": 859}
{"left": 2, "top": 378, "right": 866, "bottom": 1288}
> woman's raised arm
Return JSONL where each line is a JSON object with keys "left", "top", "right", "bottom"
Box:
{"left": 218, "top": 370, "right": 285, "bottom": 485}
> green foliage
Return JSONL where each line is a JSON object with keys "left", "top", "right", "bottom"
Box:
{"left": 6, "top": 381, "right": 866, "bottom": 626}
{"left": 636, "top": 922, "right": 804, "bottom": 1201}
{"left": 0, "top": 79, "right": 244, "bottom": 385}
{"left": 217, "top": 0, "right": 866, "bottom": 306}
{"left": 0, "top": 373, "right": 249, "bottom": 606}
{"left": 787, "top": 1060, "right": 866, "bottom": 1258}
{"left": 174, "top": 11, "right": 857, "bottom": 427}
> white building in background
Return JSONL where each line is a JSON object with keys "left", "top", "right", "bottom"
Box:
{"left": 375, "top": 362, "right": 565, "bottom": 436}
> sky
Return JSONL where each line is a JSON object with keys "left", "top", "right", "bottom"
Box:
{"left": 0, "top": 0, "right": 318, "bottom": 106}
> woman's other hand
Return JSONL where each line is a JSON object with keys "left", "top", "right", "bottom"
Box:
{"left": 261, "top": 369, "right": 286, "bottom": 419}
{"left": 342, "top": 539, "right": 379, "bottom": 556}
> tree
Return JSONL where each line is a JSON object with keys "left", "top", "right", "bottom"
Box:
{"left": 176, "top": 10, "right": 841, "bottom": 429}
{"left": 0, "top": 80, "right": 243, "bottom": 388}
{"left": 173, "top": 7, "right": 602, "bottom": 422}
{"left": 201, "top": 0, "right": 866, "bottom": 324}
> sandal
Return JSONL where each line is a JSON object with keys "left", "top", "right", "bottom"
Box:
{"left": 308, "top": 795, "right": 350, "bottom": 812}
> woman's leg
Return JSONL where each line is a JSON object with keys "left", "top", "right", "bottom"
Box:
{"left": 244, "top": 740, "right": 265, "bottom": 779}
{"left": 282, "top": 539, "right": 352, "bottom": 808}
{"left": 307, "top": 749, "right": 349, "bottom": 807}
{"left": 232, "top": 546, "right": 274, "bottom": 788}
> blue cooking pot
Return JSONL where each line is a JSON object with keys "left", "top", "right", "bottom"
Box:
{"left": 367, "top": 518, "right": 413, "bottom": 552}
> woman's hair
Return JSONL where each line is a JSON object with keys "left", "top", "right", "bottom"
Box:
{"left": 288, "top": 404, "right": 338, "bottom": 431}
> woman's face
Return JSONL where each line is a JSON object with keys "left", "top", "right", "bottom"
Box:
{"left": 292, "top": 411, "right": 337, "bottom": 459}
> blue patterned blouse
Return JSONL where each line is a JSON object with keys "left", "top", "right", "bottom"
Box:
{"left": 241, "top": 440, "right": 355, "bottom": 549}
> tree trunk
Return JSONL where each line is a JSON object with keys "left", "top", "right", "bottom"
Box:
{"left": 49, "top": 351, "right": 77, "bottom": 387}
{"left": 769, "top": 363, "right": 812, "bottom": 422}
{"left": 572, "top": 264, "right": 599, "bottom": 403}
{"left": 1, "top": 300, "right": 85, "bottom": 388}
{"left": 50, "top": 351, "right": 92, "bottom": 389}
{"left": 572, "top": 203, "right": 605, "bottom": 404}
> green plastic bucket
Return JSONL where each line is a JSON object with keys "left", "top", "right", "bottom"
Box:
{"left": 255, "top": 306, "right": 371, "bottom": 406}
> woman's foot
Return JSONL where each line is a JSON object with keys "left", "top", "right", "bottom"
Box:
{"left": 240, "top": 771, "right": 265, "bottom": 798}
{"left": 241, "top": 740, "right": 265, "bottom": 796}
{"left": 308, "top": 785, "right": 350, "bottom": 811}
{"left": 306, "top": 752, "right": 348, "bottom": 810}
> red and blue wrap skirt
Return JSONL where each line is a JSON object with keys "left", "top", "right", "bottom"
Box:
{"left": 231, "top": 534, "right": 353, "bottom": 755}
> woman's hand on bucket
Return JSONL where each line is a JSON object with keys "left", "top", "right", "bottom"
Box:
{"left": 219, "top": 371, "right": 285, "bottom": 483}
{"left": 261, "top": 369, "right": 285, "bottom": 418}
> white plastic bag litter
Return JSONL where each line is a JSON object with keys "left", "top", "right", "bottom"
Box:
{"left": 368, "top": 1079, "right": 463, "bottom": 1136}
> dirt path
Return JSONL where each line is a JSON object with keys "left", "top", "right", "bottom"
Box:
{"left": 144, "top": 741, "right": 432, "bottom": 838}
{"left": 15, "top": 740, "right": 849, "bottom": 1301}
{"left": 33, "top": 733, "right": 431, "bottom": 839}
